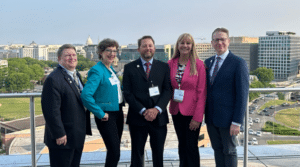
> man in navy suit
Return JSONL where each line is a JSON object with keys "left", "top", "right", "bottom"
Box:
{"left": 123, "top": 36, "right": 172, "bottom": 167}
{"left": 42, "top": 44, "right": 91, "bottom": 167}
{"left": 205, "top": 28, "right": 249, "bottom": 167}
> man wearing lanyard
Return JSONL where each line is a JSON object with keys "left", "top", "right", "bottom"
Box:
{"left": 205, "top": 28, "right": 249, "bottom": 167}
{"left": 123, "top": 35, "right": 172, "bottom": 167}
{"left": 42, "top": 44, "right": 91, "bottom": 167}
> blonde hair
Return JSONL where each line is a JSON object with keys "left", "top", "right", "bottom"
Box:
{"left": 172, "top": 33, "right": 198, "bottom": 75}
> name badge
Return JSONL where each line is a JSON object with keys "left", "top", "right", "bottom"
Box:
{"left": 173, "top": 89, "right": 184, "bottom": 102}
{"left": 149, "top": 86, "right": 160, "bottom": 97}
{"left": 109, "top": 76, "right": 119, "bottom": 86}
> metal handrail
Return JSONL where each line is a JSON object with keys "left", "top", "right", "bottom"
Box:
{"left": 1, "top": 88, "right": 300, "bottom": 167}
{"left": 0, "top": 93, "right": 41, "bottom": 167}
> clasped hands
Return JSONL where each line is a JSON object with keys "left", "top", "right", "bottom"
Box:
{"left": 143, "top": 108, "right": 159, "bottom": 121}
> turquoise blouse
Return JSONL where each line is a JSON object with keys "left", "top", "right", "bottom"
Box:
{"left": 81, "top": 61, "right": 120, "bottom": 119}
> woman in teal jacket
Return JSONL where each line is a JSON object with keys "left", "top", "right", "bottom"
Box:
{"left": 81, "top": 38, "right": 123, "bottom": 167}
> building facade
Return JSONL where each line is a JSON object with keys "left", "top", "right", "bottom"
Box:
{"left": 196, "top": 37, "right": 259, "bottom": 72}
{"left": 119, "top": 44, "right": 172, "bottom": 63}
{"left": 258, "top": 31, "right": 300, "bottom": 81}
{"left": 19, "top": 41, "right": 48, "bottom": 61}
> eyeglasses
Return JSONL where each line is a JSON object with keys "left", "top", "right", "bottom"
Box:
{"left": 213, "top": 38, "right": 228, "bottom": 42}
{"left": 104, "top": 49, "right": 118, "bottom": 53}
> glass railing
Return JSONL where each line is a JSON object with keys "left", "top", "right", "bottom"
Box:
{"left": 1, "top": 87, "right": 300, "bottom": 167}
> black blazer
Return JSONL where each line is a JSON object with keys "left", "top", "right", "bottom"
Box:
{"left": 41, "top": 66, "right": 92, "bottom": 149}
{"left": 204, "top": 51, "right": 249, "bottom": 128}
{"left": 123, "top": 58, "right": 172, "bottom": 126}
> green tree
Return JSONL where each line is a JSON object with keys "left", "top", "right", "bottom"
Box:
{"left": 5, "top": 73, "right": 31, "bottom": 92}
{"left": 277, "top": 92, "right": 285, "bottom": 100}
{"left": 251, "top": 67, "right": 274, "bottom": 84}
{"left": 30, "top": 64, "right": 44, "bottom": 80}
{"left": 249, "top": 79, "right": 264, "bottom": 101}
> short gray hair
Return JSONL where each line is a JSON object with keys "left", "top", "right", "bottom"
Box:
{"left": 57, "top": 44, "right": 76, "bottom": 57}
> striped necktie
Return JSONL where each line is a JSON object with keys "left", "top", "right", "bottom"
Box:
{"left": 210, "top": 56, "right": 221, "bottom": 85}
{"left": 145, "top": 62, "right": 151, "bottom": 79}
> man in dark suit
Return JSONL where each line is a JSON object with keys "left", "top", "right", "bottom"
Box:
{"left": 42, "top": 44, "right": 91, "bottom": 167}
{"left": 205, "top": 28, "right": 249, "bottom": 167}
{"left": 123, "top": 35, "right": 172, "bottom": 167}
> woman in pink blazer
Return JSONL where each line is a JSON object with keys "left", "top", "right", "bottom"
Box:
{"left": 168, "top": 33, "right": 206, "bottom": 167}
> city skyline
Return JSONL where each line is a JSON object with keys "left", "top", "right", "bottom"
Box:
{"left": 1, "top": 0, "right": 300, "bottom": 45}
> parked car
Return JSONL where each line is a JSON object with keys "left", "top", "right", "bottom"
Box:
{"left": 259, "top": 112, "right": 265, "bottom": 116}
{"left": 248, "top": 117, "right": 252, "bottom": 122}
{"left": 249, "top": 129, "right": 254, "bottom": 135}
{"left": 249, "top": 110, "right": 254, "bottom": 114}
{"left": 249, "top": 120, "right": 253, "bottom": 126}
{"left": 262, "top": 108, "right": 268, "bottom": 112}
{"left": 252, "top": 138, "right": 258, "bottom": 145}
{"left": 256, "top": 131, "right": 262, "bottom": 136}
{"left": 254, "top": 118, "right": 260, "bottom": 123}
{"left": 269, "top": 106, "right": 275, "bottom": 109}
{"left": 265, "top": 112, "right": 272, "bottom": 116}
{"left": 282, "top": 103, "right": 290, "bottom": 107}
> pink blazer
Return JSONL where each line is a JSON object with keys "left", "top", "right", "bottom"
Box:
{"left": 168, "top": 58, "right": 207, "bottom": 122}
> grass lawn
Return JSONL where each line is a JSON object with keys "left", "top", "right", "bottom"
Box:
{"left": 0, "top": 97, "right": 42, "bottom": 121}
{"left": 267, "top": 140, "right": 300, "bottom": 145}
{"left": 275, "top": 108, "right": 300, "bottom": 128}
{"left": 259, "top": 100, "right": 295, "bottom": 111}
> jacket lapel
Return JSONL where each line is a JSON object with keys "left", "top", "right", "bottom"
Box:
{"left": 212, "top": 53, "right": 232, "bottom": 85}
{"left": 58, "top": 66, "right": 82, "bottom": 101}
{"left": 136, "top": 59, "right": 148, "bottom": 81}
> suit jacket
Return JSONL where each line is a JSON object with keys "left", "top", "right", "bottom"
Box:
{"left": 168, "top": 58, "right": 207, "bottom": 122}
{"left": 123, "top": 58, "right": 172, "bottom": 126}
{"left": 205, "top": 51, "right": 249, "bottom": 128}
{"left": 81, "top": 61, "right": 123, "bottom": 120}
{"left": 41, "top": 66, "right": 92, "bottom": 149}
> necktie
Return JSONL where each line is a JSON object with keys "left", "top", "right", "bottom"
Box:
{"left": 210, "top": 56, "right": 221, "bottom": 85}
{"left": 145, "top": 62, "right": 151, "bottom": 79}
{"left": 73, "top": 72, "right": 81, "bottom": 93}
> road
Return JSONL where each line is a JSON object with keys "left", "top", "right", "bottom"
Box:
{"left": 240, "top": 96, "right": 300, "bottom": 145}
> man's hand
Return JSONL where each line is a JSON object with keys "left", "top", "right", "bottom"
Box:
{"left": 101, "top": 113, "right": 109, "bottom": 121}
{"left": 143, "top": 108, "right": 159, "bottom": 121}
{"left": 230, "top": 124, "right": 240, "bottom": 136}
{"left": 189, "top": 119, "right": 201, "bottom": 131}
{"left": 56, "top": 135, "right": 67, "bottom": 146}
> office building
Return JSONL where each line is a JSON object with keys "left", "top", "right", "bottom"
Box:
{"left": 119, "top": 44, "right": 172, "bottom": 63}
{"left": 19, "top": 41, "right": 48, "bottom": 61}
{"left": 258, "top": 31, "right": 300, "bottom": 81}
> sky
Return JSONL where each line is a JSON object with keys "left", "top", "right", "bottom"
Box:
{"left": 1, "top": 0, "right": 300, "bottom": 46}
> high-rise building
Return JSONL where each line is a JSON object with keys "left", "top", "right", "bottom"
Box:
{"left": 258, "top": 31, "right": 300, "bottom": 81}
{"left": 196, "top": 37, "right": 259, "bottom": 71}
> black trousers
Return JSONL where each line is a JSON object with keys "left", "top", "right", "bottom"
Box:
{"left": 207, "top": 124, "right": 238, "bottom": 167}
{"left": 172, "top": 112, "right": 201, "bottom": 167}
{"left": 49, "top": 147, "right": 83, "bottom": 167}
{"left": 129, "top": 123, "right": 167, "bottom": 167}
{"left": 95, "top": 105, "right": 124, "bottom": 167}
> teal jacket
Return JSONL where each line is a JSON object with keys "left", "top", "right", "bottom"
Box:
{"left": 81, "top": 61, "right": 120, "bottom": 119}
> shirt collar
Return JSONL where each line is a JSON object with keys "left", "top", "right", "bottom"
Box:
{"left": 215, "top": 50, "right": 229, "bottom": 60}
{"left": 59, "top": 64, "right": 76, "bottom": 75}
{"left": 140, "top": 57, "right": 153, "bottom": 65}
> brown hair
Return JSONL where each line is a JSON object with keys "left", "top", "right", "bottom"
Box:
{"left": 138, "top": 35, "right": 155, "bottom": 48}
{"left": 211, "top": 27, "right": 229, "bottom": 40}
{"left": 97, "top": 38, "right": 119, "bottom": 59}
{"left": 57, "top": 44, "right": 76, "bottom": 57}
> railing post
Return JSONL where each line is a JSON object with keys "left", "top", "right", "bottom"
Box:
{"left": 243, "top": 96, "right": 249, "bottom": 167}
{"left": 30, "top": 96, "right": 37, "bottom": 167}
